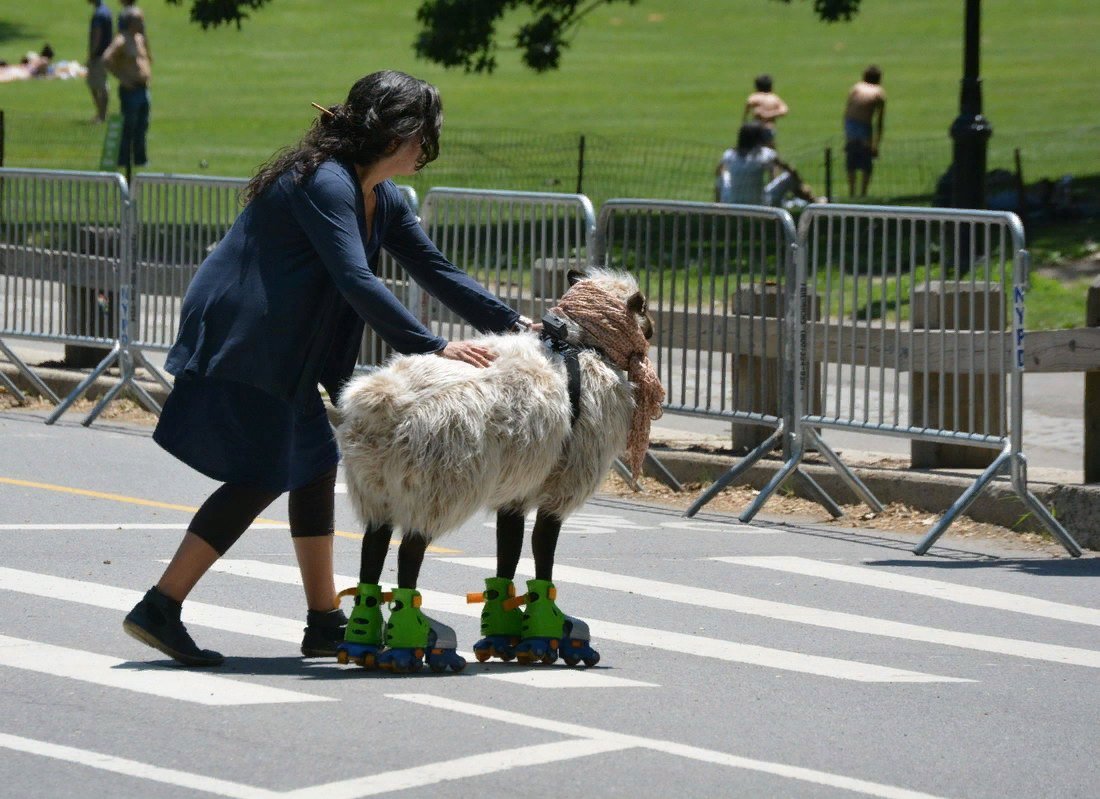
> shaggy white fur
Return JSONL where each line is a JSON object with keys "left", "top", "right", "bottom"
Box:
{"left": 337, "top": 269, "right": 647, "bottom": 540}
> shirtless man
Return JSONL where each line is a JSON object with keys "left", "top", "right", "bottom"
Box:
{"left": 743, "top": 74, "right": 789, "bottom": 144}
{"left": 843, "top": 65, "right": 886, "bottom": 197}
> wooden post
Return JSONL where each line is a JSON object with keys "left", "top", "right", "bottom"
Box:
{"left": 1085, "top": 276, "right": 1100, "bottom": 482}
{"left": 910, "top": 281, "right": 1003, "bottom": 468}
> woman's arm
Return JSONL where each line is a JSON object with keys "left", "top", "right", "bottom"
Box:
{"left": 380, "top": 187, "right": 520, "bottom": 334}
{"left": 287, "top": 168, "right": 448, "bottom": 355}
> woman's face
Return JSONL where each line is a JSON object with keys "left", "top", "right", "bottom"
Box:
{"left": 389, "top": 136, "right": 424, "bottom": 176}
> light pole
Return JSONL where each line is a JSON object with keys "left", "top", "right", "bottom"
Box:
{"left": 950, "top": 0, "right": 992, "bottom": 211}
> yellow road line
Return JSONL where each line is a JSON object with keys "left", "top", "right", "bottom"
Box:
{"left": 0, "top": 477, "right": 460, "bottom": 553}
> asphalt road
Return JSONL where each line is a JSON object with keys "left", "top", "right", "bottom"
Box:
{"left": 1, "top": 408, "right": 1098, "bottom": 799}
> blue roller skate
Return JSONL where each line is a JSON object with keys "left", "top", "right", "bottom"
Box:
{"left": 424, "top": 615, "right": 466, "bottom": 673}
{"left": 377, "top": 588, "right": 428, "bottom": 674}
{"left": 559, "top": 616, "right": 601, "bottom": 667}
{"left": 335, "top": 583, "right": 385, "bottom": 669}
{"left": 466, "top": 577, "right": 524, "bottom": 662}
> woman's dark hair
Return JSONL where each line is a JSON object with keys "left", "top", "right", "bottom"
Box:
{"left": 735, "top": 123, "right": 768, "bottom": 156}
{"left": 243, "top": 70, "right": 442, "bottom": 204}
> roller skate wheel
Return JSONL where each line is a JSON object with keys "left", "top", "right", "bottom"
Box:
{"left": 562, "top": 655, "right": 579, "bottom": 667}
{"left": 336, "top": 650, "right": 349, "bottom": 665}
{"left": 474, "top": 648, "right": 491, "bottom": 663}
{"left": 429, "top": 660, "right": 446, "bottom": 673}
{"left": 583, "top": 654, "right": 600, "bottom": 667}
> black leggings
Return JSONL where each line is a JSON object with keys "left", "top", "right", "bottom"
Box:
{"left": 188, "top": 466, "right": 337, "bottom": 556}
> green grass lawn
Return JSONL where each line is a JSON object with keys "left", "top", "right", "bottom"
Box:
{"left": 3, "top": 1, "right": 1097, "bottom": 180}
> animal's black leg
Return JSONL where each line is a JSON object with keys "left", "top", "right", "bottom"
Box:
{"left": 496, "top": 507, "right": 526, "bottom": 579}
{"left": 396, "top": 532, "right": 428, "bottom": 589}
{"left": 359, "top": 522, "right": 393, "bottom": 584}
{"left": 531, "top": 508, "right": 562, "bottom": 581}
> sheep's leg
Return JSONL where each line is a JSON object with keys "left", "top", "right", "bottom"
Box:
{"left": 395, "top": 532, "right": 427, "bottom": 588}
{"left": 530, "top": 508, "right": 561, "bottom": 581}
{"left": 515, "top": 508, "right": 600, "bottom": 668}
{"left": 334, "top": 522, "right": 393, "bottom": 669}
{"left": 359, "top": 522, "right": 393, "bottom": 584}
{"left": 380, "top": 532, "right": 465, "bottom": 674}
{"left": 469, "top": 507, "right": 526, "bottom": 663}
{"left": 495, "top": 507, "right": 526, "bottom": 579}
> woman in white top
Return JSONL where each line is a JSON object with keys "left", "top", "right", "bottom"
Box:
{"left": 715, "top": 123, "right": 801, "bottom": 206}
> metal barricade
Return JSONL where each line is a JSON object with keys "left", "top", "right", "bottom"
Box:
{"left": 795, "top": 204, "right": 1079, "bottom": 556}
{"left": 0, "top": 167, "right": 132, "bottom": 411}
{"left": 594, "top": 200, "right": 839, "bottom": 511}
{"left": 418, "top": 187, "right": 595, "bottom": 341}
{"left": 130, "top": 173, "right": 247, "bottom": 355}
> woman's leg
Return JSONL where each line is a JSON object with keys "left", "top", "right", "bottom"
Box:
{"left": 158, "top": 481, "right": 281, "bottom": 602}
{"left": 288, "top": 467, "right": 347, "bottom": 657}
{"left": 288, "top": 466, "right": 338, "bottom": 611}
{"left": 125, "top": 481, "right": 279, "bottom": 665}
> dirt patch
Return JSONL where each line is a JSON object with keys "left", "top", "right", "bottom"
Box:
{"left": 600, "top": 473, "right": 1066, "bottom": 554}
{"left": 0, "top": 388, "right": 158, "bottom": 425}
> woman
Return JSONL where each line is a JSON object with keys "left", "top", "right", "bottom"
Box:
{"left": 715, "top": 122, "right": 814, "bottom": 207}
{"left": 123, "top": 70, "right": 528, "bottom": 666}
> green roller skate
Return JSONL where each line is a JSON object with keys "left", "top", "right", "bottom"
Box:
{"left": 515, "top": 579, "right": 565, "bottom": 665}
{"left": 335, "top": 583, "right": 384, "bottom": 669}
{"left": 466, "top": 577, "right": 524, "bottom": 662}
{"left": 377, "top": 588, "right": 429, "bottom": 673}
{"left": 514, "top": 579, "right": 601, "bottom": 667}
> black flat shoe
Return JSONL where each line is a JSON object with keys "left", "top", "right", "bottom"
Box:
{"left": 123, "top": 586, "right": 224, "bottom": 667}
{"left": 301, "top": 607, "right": 348, "bottom": 657}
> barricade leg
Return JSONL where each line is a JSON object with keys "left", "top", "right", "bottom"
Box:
{"left": 133, "top": 349, "right": 172, "bottom": 393}
{"left": 790, "top": 469, "right": 843, "bottom": 518}
{"left": 611, "top": 458, "right": 643, "bottom": 493}
{"left": 644, "top": 451, "right": 683, "bottom": 492}
{"left": 1010, "top": 455, "right": 1082, "bottom": 557}
{"left": 0, "top": 340, "right": 61, "bottom": 404}
{"left": 738, "top": 452, "right": 802, "bottom": 523}
{"left": 82, "top": 347, "right": 161, "bottom": 426}
{"left": 802, "top": 427, "right": 884, "bottom": 512}
{"left": 685, "top": 425, "right": 785, "bottom": 518}
{"left": 0, "top": 367, "right": 25, "bottom": 403}
{"left": 45, "top": 343, "right": 122, "bottom": 425}
{"left": 913, "top": 447, "right": 1010, "bottom": 555}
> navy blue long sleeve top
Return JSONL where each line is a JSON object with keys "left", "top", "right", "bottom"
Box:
{"left": 164, "top": 160, "right": 520, "bottom": 406}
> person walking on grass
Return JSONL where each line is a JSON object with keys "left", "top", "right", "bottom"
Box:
{"left": 102, "top": 8, "right": 151, "bottom": 172}
{"left": 843, "top": 65, "right": 887, "bottom": 197}
{"left": 85, "top": 0, "right": 112, "bottom": 123}
{"left": 122, "top": 70, "right": 531, "bottom": 667}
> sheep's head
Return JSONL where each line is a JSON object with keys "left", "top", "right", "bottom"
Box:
{"left": 554, "top": 267, "right": 664, "bottom": 478}
{"left": 557, "top": 268, "right": 653, "bottom": 350}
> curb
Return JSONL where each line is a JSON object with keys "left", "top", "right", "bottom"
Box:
{"left": 4, "top": 361, "right": 1098, "bottom": 551}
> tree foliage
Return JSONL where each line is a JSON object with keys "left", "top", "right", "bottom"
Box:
{"left": 168, "top": 1, "right": 863, "bottom": 69}
{"left": 414, "top": 0, "right": 639, "bottom": 74}
{"left": 166, "top": 0, "right": 273, "bottom": 30}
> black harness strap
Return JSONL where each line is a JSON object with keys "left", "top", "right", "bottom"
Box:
{"left": 540, "top": 321, "right": 584, "bottom": 428}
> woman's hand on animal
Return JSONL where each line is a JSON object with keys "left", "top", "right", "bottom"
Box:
{"left": 438, "top": 341, "right": 496, "bottom": 368}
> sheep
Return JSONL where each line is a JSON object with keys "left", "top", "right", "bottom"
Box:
{"left": 334, "top": 268, "right": 662, "bottom": 673}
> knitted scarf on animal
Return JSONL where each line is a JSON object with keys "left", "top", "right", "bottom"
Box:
{"left": 550, "top": 281, "right": 664, "bottom": 477}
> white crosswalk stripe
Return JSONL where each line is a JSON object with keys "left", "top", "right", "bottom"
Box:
{"left": 208, "top": 560, "right": 970, "bottom": 684}
{"left": 713, "top": 556, "right": 1100, "bottom": 626}
{"left": 0, "top": 635, "right": 331, "bottom": 706}
{"left": 443, "top": 557, "right": 1100, "bottom": 669}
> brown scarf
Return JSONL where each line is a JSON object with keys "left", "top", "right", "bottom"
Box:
{"left": 551, "top": 281, "right": 664, "bottom": 477}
